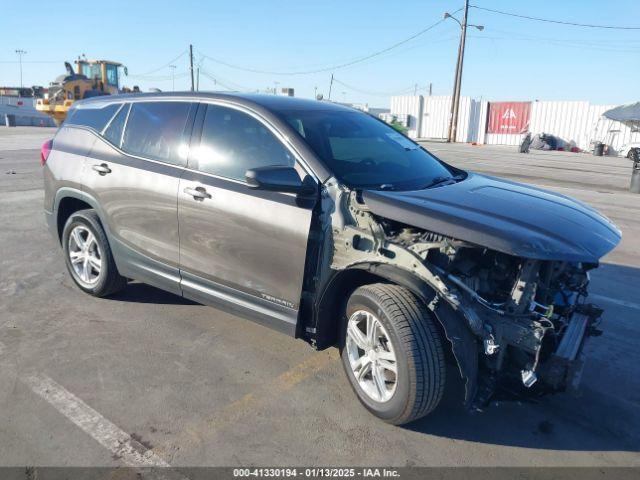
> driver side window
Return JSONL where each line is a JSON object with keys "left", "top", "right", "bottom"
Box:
{"left": 193, "top": 105, "right": 295, "bottom": 181}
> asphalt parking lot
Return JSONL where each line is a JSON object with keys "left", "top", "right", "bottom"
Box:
{"left": 1, "top": 126, "right": 639, "bottom": 468}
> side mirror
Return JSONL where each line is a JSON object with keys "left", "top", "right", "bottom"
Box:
{"left": 245, "top": 165, "right": 308, "bottom": 194}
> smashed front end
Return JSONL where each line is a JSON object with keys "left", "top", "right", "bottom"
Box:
{"left": 367, "top": 218, "right": 606, "bottom": 407}
{"left": 317, "top": 175, "right": 621, "bottom": 408}
{"left": 405, "top": 233, "right": 603, "bottom": 405}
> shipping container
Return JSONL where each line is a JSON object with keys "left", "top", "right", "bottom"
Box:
{"left": 389, "top": 95, "right": 422, "bottom": 139}
{"left": 389, "top": 94, "right": 640, "bottom": 155}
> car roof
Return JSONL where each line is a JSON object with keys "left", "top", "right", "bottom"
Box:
{"left": 77, "top": 91, "right": 356, "bottom": 115}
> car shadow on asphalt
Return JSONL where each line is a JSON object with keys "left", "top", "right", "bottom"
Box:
{"left": 110, "top": 282, "right": 198, "bottom": 305}
{"left": 404, "top": 263, "right": 640, "bottom": 452}
{"left": 405, "top": 367, "right": 639, "bottom": 452}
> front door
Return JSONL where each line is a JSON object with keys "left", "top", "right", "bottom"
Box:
{"left": 178, "top": 103, "right": 316, "bottom": 334}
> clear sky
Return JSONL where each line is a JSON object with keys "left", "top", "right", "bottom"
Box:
{"left": 1, "top": 0, "right": 639, "bottom": 107}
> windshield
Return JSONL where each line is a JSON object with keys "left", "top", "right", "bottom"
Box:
{"left": 279, "top": 109, "right": 454, "bottom": 190}
{"left": 79, "top": 63, "right": 101, "bottom": 80}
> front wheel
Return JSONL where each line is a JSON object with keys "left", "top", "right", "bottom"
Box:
{"left": 340, "top": 283, "right": 446, "bottom": 425}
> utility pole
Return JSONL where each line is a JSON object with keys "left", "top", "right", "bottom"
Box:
{"left": 169, "top": 65, "right": 176, "bottom": 91}
{"left": 15, "top": 49, "right": 26, "bottom": 89}
{"left": 196, "top": 67, "right": 200, "bottom": 91}
{"left": 447, "top": 2, "right": 468, "bottom": 143}
{"left": 444, "top": 2, "right": 483, "bottom": 142}
{"left": 328, "top": 73, "right": 334, "bottom": 101}
{"left": 189, "top": 44, "right": 195, "bottom": 92}
{"left": 429, "top": 82, "right": 433, "bottom": 96}
{"left": 314, "top": 86, "right": 317, "bottom": 100}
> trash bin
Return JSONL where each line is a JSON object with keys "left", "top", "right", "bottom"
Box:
{"left": 631, "top": 158, "right": 640, "bottom": 194}
{"left": 4, "top": 114, "right": 16, "bottom": 127}
{"left": 593, "top": 142, "right": 604, "bottom": 156}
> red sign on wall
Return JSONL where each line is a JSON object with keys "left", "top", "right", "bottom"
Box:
{"left": 487, "top": 102, "right": 531, "bottom": 134}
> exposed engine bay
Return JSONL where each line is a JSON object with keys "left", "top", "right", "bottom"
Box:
{"left": 311, "top": 182, "right": 607, "bottom": 408}
{"left": 388, "top": 221, "right": 602, "bottom": 403}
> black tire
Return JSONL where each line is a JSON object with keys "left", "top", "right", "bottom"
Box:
{"left": 340, "top": 283, "right": 446, "bottom": 425}
{"left": 628, "top": 148, "right": 639, "bottom": 162}
{"left": 61, "top": 209, "right": 127, "bottom": 297}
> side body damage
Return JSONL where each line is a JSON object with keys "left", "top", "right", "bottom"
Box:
{"left": 303, "top": 177, "right": 619, "bottom": 408}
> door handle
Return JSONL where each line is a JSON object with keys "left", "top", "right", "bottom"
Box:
{"left": 92, "top": 163, "right": 111, "bottom": 175}
{"left": 184, "top": 186, "right": 212, "bottom": 201}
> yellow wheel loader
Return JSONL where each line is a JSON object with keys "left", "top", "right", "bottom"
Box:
{"left": 36, "top": 59, "right": 136, "bottom": 126}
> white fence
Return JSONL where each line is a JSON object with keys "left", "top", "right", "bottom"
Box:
{"left": 389, "top": 95, "right": 640, "bottom": 154}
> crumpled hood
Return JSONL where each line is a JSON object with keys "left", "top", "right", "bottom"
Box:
{"left": 362, "top": 173, "right": 621, "bottom": 263}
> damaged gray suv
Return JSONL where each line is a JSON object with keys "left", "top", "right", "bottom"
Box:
{"left": 43, "top": 93, "right": 621, "bottom": 425}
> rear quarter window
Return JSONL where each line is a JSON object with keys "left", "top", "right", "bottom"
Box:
{"left": 103, "top": 104, "right": 129, "bottom": 147}
{"left": 66, "top": 103, "right": 121, "bottom": 132}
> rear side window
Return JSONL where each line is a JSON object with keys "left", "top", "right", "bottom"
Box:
{"left": 122, "top": 102, "right": 191, "bottom": 165}
{"left": 103, "top": 104, "right": 129, "bottom": 147}
{"left": 193, "top": 105, "right": 295, "bottom": 181}
{"left": 67, "top": 103, "right": 120, "bottom": 131}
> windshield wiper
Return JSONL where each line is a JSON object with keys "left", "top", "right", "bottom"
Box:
{"left": 422, "top": 174, "right": 464, "bottom": 189}
{"left": 423, "top": 176, "right": 454, "bottom": 189}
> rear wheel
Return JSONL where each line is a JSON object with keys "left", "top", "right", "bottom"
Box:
{"left": 340, "top": 283, "right": 446, "bottom": 425}
{"left": 62, "top": 209, "right": 126, "bottom": 297}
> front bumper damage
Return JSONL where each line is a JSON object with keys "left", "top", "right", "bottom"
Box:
{"left": 539, "top": 305, "right": 602, "bottom": 392}
{"left": 473, "top": 303, "right": 603, "bottom": 408}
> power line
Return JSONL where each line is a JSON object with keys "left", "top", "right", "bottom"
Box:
{"left": 196, "top": 8, "right": 462, "bottom": 76}
{"left": 471, "top": 5, "right": 640, "bottom": 30}
{"left": 198, "top": 68, "right": 252, "bottom": 91}
{"left": 486, "top": 28, "right": 640, "bottom": 53}
{"left": 0, "top": 60, "right": 63, "bottom": 64}
{"left": 198, "top": 69, "right": 231, "bottom": 89}
{"left": 332, "top": 78, "right": 429, "bottom": 97}
{"left": 127, "top": 50, "right": 189, "bottom": 78}
{"left": 126, "top": 72, "right": 190, "bottom": 81}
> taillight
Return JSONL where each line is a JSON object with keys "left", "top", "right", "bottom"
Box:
{"left": 40, "top": 139, "right": 53, "bottom": 166}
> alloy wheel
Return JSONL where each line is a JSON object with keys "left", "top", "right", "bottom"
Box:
{"left": 345, "top": 310, "right": 398, "bottom": 402}
{"left": 68, "top": 225, "right": 102, "bottom": 285}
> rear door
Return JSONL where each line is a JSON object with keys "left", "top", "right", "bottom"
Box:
{"left": 82, "top": 100, "right": 196, "bottom": 294}
{"left": 177, "top": 103, "right": 317, "bottom": 334}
